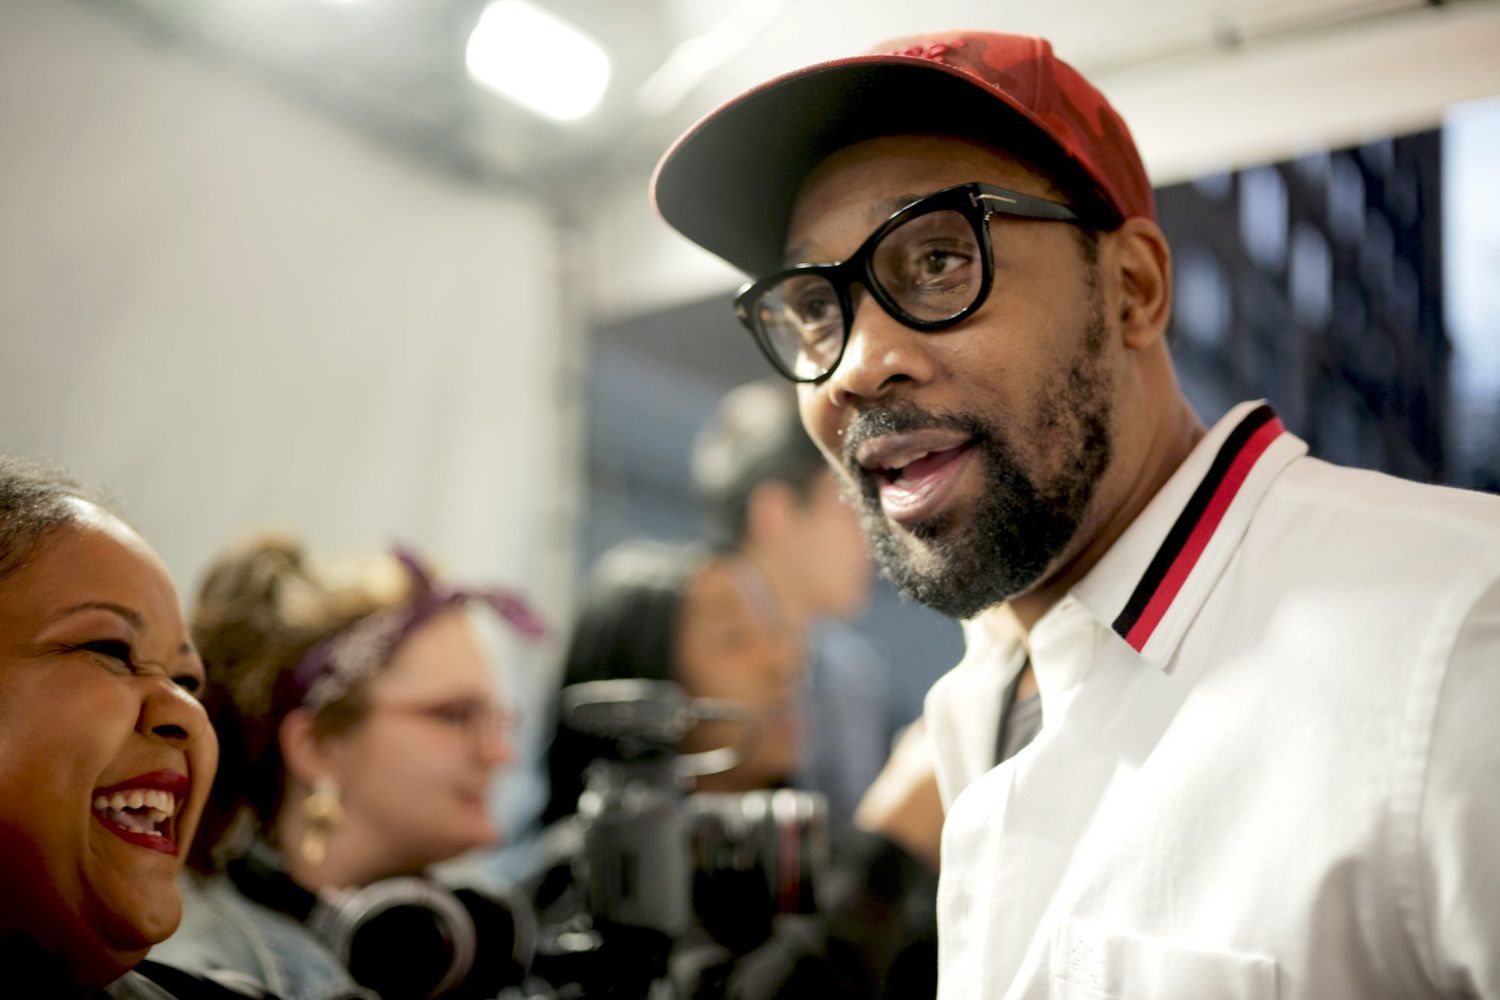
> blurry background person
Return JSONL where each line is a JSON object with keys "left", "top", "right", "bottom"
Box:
{"left": 692, "top": 381, "right": 894, "bottom": 820}
{"left": 0, "top": 457, "right": 242, "bottom": 999}
{"left": 155, "top": 533, "right": 543, "bottom": 1000}
{"left": 543, "top": 539, "right": 802, "bottom": 825}
{"left": 537, "top": 539, "right": 935, "bottom": 1000}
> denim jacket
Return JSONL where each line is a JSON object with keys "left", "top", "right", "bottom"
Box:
{"left": 151, "top": 875, "right": 375, "bottom": 1000}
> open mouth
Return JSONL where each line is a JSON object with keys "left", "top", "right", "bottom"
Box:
{"left": 91, "top": 771, "right": 187, "bottom": 856}
{"left": 861, "top": 438, "right": 978, "bottom": 524}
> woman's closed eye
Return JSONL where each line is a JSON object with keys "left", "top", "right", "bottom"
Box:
{"left": 172, "top": 670, "right": 203, "bottom": 695}
{"left": 73, "top": 639, "right": 204, "bottom": 694}
{"left": 76, "top": 638, "right": 135, "bottom": 670}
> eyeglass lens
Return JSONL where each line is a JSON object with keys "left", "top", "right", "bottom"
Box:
{"left": 754, "top": 207, "right": 983, "bottom": 380}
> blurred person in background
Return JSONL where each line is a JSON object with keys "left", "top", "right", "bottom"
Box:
{"left": 536, "top": 540, "right": 935, "bottom": 1000}
{"left": 692, "top": 380, "right": 894, "bottom": 821}
{"left": 154, "top": 533, "right": 544, "bottom": 1000}
{"left": 0, "top": 457, "right": 254, "bottom": 999}
{"left": 543, "top": 540, "right": 804, "bottom": 826}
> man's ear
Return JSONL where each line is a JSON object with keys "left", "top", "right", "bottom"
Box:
{"left": 1111, "top": 218, "right": 1172, "bottom": 351}
{"left": 744, "top": 480, "right": 799, "bottom": 547}
{"left": 278, "top": 707, "right": 332, "bottom": 787}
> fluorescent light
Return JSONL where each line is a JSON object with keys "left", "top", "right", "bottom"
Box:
{"left": 636, "top": 0, "right": 787, "bottom": 117}
{"left": 466, "top": 0, "right": 611, "bottom": 122}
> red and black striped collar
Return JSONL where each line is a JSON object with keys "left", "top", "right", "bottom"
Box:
{"left": 1074, "top": 401, "right": 1305, "bottom": 666}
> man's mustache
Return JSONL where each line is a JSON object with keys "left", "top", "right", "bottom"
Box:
{"left": 840, "top": 402, "right": 990, "bottom": 474}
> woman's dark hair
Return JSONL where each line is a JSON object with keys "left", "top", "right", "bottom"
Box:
{"left": 541, "top": 540, "right": 710, "bottom": 824}
{"left": 0, "top": 456, "right": 104, "bottom": 581}
{"left": 189, "top": 532, "right": 414, "bottom": 871}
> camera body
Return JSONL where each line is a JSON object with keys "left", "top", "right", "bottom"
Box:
{"left": 538, "top": 680, "right": 828, "bottom": 996}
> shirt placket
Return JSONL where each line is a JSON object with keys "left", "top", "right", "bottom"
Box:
{"left": 948, "top": 598, "right": 1110, "bottom": 992}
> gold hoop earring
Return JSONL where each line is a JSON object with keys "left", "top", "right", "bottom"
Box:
{"left": 299, "top": 776, "right": 343, "bottom": 866}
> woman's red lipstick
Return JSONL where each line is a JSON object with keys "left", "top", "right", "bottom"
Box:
{"left": 91, "top": 770, "right": 189, "bottom": 856}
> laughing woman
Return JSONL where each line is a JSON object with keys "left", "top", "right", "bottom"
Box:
{"left": 0, "top": 457, "right": 246, "bottom": 998}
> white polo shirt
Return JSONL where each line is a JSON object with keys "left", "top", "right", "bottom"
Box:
{"left": 926, "top": 400, "right": 1500, "bottom": 999}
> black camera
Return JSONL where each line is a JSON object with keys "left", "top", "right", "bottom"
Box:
{"left": 534, "top": 680, "right": 828, "bottom": 998}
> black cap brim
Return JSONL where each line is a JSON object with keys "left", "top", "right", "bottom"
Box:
{"left": 652, "top": 56, "right": 1079, "bottom": 277}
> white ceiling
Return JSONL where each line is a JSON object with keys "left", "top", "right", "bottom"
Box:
{"left": 105, "top": 0, "right": 1499, "bottom": 183}
{"left": 590, "top": 0, "right": 1500, "bottom": 318}
{"left": 98, "top": 0, "right": 1500, "bottom": 314}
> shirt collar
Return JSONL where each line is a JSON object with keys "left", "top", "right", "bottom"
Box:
{"left": 1071, "top": 400, "right": 1307, "bottom": 669}
{"left": 960, "top": 401, "right": 1307, "bottom": 672}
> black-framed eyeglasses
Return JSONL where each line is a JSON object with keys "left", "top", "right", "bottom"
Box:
{"left": 734, "top": 182, "right": 1094, "bottom": 384}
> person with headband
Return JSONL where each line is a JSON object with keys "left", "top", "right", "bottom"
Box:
{"left": 651, "top": 30, "right": 1500, "bottom": 999}
{"left": 0, "top": 457, "right": 252, "bottom": 999}
{"left": 154, "top": 534, "right": 543, "bottom": 1000}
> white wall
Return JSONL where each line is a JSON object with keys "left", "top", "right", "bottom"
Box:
{"left": 1, "top": 0, "right": 582, "bottom": 850}
{"left": 0, "top": 0, "right": 578, "bottom": 623}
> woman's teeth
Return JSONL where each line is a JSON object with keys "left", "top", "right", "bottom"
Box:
{"left": 93, "top": 788, "right": 177, "bottom": 835}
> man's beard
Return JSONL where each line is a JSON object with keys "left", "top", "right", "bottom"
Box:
{"left": 840, "top": 301, "right": 1114, "bottom": 620}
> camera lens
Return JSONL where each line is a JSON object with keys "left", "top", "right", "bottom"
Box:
{"left": 687, "top": 789, "right": 829, "bottom": 951}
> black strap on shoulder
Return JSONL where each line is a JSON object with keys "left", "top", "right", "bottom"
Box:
{"left": 130, "top": 961, "right": 273, "bottom": 999}
{"left": 225, "top": 841, "right": 318, "bottom": 924}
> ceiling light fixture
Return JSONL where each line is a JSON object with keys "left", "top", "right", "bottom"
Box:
{"left": 466, "top": 0, "right": 611, "bottom": 122}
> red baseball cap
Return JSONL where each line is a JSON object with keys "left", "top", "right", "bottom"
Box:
{"left": 652, "top": 31, "right": 1155, "bottom": 276}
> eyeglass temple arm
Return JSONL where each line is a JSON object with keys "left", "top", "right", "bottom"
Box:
{"left": 976, "top": 189, "right": 1084, "bottom": 222}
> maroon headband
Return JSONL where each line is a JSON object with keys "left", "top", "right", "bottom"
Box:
{"left": 292, "top": 546, "right": 545, "bottom": 712}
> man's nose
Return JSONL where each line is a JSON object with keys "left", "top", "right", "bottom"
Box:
{"left": 821, "top": 290, "right": 937, "bottom": 409}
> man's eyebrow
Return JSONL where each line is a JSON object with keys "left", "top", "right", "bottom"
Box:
{"left": 54, "top": 601, "right": 144, "bottom": 629}
{"left": 782, "top": 241, "right": 819, "bottom": 267}
{"left": 781, "top": 192, "right": 930, "bottom": 267}
{"left": 875, "top": 192, "right": 927, "bottom": 220}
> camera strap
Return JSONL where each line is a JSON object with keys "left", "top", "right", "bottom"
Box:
{"left": 226, "top": 841, "right": 475, "bottom": 997}
{"left": 226, "top": 840, "right": 320, "bottom": 922}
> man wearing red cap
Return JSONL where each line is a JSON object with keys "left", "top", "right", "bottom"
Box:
{"left": 653, "top": 30, "right": 1500, "bottom": 1000}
